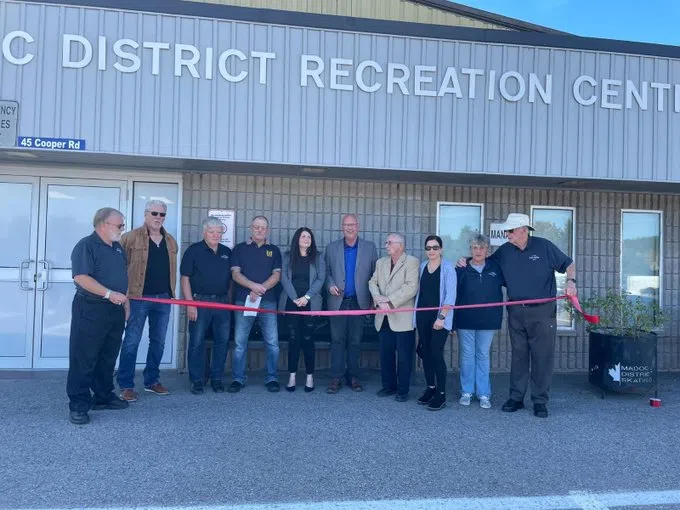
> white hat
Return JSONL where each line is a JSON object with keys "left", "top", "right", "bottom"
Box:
{"left": 499, "top": 213, "right": 535, "bottom": 232}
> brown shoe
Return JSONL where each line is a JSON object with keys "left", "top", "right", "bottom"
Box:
{"left": 350, "top": 378, "right": 363, "bottom": 392}
{"left": 144, "top": 383, "right": 170, "bottom": 396}
{"left": 120, "top": 389, "right": 138, "bottom": 402}
{"left": 326, "top": 378, "right": 343, "bottom": 394}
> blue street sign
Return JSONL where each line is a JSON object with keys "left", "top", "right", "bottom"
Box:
{"left": 17, "top": 136, "right": 86, "bottom": 151}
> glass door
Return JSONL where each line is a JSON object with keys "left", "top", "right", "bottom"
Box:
{"left": 32, "top": 179, "right": 127, "bottom": 369}
{"left": 0, "top": 177, "right": 39, "bottom": 368}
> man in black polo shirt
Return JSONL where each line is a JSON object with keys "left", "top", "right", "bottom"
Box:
{"left": 229, "top": 215, "right": 282, "bottom": 393}
{"left": 458, "top": 213, "right": 577, "bottom": 418}
{"left": 180, "top": 217, "right": 233, "bottom": 394}
{"left": 67, "top": 207, "right": 130, "bottom": 425}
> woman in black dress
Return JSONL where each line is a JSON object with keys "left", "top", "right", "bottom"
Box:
{"left": 279, "top": 227, "right": 326, "bottom": 392}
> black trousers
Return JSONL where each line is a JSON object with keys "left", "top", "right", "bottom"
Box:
{"left": 378, "top": 320, "right": 415, "bottom": 396}
{"left": 286, "top": 314, "right": 315, "bottom": 375}
{"left": 416, "top": 314, "right": 449, "bottom": 393}
{"left": 506, "top": 302, "right": 557, "bottom": 405}
{"left": 66, "top": 294, "right": 125, "bottom": 412}
{"left": 329, "top": 297, "right": 365, "bottom": 380}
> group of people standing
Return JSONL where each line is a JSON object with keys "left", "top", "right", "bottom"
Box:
{"left": 66, "top": 205, "right": 576, "bottom": 425}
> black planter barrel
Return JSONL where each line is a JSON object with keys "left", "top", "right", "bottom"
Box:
{"left": 588, "top": 330, "right": 657, "bottom": 394}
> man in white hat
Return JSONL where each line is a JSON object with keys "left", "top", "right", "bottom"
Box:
{"left": 457, "top": 212, "right": 576, "bottom": 418}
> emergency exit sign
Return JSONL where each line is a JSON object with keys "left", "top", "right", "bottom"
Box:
{"left": 0, "top": 100, "right": 19, "bottom": 147}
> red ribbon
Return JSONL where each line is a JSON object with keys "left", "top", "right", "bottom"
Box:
{"left": 131, "top": 294, "right": 599, "bottom": 323}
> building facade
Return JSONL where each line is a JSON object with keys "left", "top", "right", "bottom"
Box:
{"left": 1, "top": 0, "right": 678, "bottom": 372}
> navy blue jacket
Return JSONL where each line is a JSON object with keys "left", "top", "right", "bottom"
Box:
{"left": 454, "top": 258, "right": 505, "bottom": 331}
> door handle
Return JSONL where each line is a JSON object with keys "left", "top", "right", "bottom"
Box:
{"left": 36, "top": 260, "right": 51, "bottom": 291}
{"left": 19, "top": 259, "right": 35, "bottom": 290}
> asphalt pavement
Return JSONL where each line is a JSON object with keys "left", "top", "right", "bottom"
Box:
{"left": 1, "top": 370, "right": 679, "bottom": 510}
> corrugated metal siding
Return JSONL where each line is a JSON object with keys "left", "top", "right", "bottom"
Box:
{"left": 180, "top": 172, "right": 680, "bottom": 372}
{"left": 186, "top": 0, "right": 511, "bottom": 30}
{"left": 3, "top": 1, "right": 680, "bottom": 183}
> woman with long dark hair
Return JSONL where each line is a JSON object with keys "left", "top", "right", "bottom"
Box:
{"left": 279, "top": 227, "right": 326, "bottom": 392}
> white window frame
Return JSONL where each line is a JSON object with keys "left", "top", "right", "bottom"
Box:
{"left": 436, "top": 201, "right": 485, "bottom": 261}
{"left": 436, "top": 201, "right": 485, "bottom": 236}
{"left": 620, "top": 209, "right": 663, "bottom": 308}
{"left": 530, "top": 205, "right": 576, "bottom": 331}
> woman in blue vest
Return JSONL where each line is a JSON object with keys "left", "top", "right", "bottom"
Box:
{"left": 455, "top": 234, "right": 505, "bottom": 409}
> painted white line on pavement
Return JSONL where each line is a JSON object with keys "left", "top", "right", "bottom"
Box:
{"left": 569, "top": 490, "right": 610, "bottom": 509}
{"left": 20, "top": 490, "right": 680, "bottom": 510}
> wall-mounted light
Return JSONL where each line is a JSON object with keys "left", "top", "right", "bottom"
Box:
{"left": 2, "top": 150, "right": 39, "bottom": 159}
{"left": 301, "top": 167, "right": 325, "bottom": 174}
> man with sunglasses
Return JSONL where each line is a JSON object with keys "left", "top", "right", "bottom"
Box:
{"left": 457, "top": 213, "right": 576, "bottom": 418}
{"left": 68, "top": 208, "right": 130, "bottom": 425}
{"left": 117, "top": 200, "right": 178, "bottom": 402}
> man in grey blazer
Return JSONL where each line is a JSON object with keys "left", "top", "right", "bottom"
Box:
{"left": 325, "top": 214, "right": 378, "bottom": 393}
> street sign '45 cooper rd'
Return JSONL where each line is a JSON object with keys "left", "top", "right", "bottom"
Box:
{"left": 0, "top": 100, "right": 19, "bottom": 148}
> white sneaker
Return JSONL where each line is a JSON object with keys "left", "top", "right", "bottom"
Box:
{"left": 479, "top": 396, "right": 492, "bottom": 409}
{"left": 459, "top": 393, "right": 472, "bottom": 406}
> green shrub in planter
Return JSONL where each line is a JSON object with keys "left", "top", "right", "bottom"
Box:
{"left": 572, "top": 291, "right": 664, "bottom": 394}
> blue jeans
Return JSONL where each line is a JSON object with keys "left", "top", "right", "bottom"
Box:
{"left": 117, "top": 293, "right": 172, "bottom": 390}
{"left": 232, "top": 300, "right": 279, "bottom": 384}
{"left": 187, "top": 295, "right": 231, "bottom": 384}
{"left": 457, "top": 329, "right": 495, "bottom": 397}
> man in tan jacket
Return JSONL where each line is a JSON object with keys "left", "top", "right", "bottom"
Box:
{"left": 369, "top": 233, "right": 420, "bottom": 402}
{"left": 117, "top": 200, "right": 178, "bottom": 402}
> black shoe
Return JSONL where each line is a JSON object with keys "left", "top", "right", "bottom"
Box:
{"left": 417, "top": 387, "right": 436, "bottom": 405}
{"left": 211, "top": 381, "right": 225, "bottom": 393}
{"left": 427, "top": 392, "right": 447, "bottom": 411}
{"left": 376, "top": 388, "right": 397, "bottom": 398}
{"left": 533, "top": 403, "right": 549, "bottom": 418}
{"left": 69, "top": 411, "right": 90, "bottom": 425}
{"left": 228, "top": 381, "right": 244, "bottom": 393}
{"left": 304, "top": 385, "right": 314, "bottom": 393}
{"left": 190, "top": 382, "right": 204, "bottom": 395}
{"left": 395, "top": 393, "right": 408, "bottom": 403}
{"left": 501, "top": 399, "right": 525, "bottom": 412}
{"left": 286, "top": 385, "right": 296, "bottom": 392}
{"left": 91, "top": 396, "right": 129, "bottom": 410}
{"left": 266, "top": 381, "right": 280, "bottom": 393}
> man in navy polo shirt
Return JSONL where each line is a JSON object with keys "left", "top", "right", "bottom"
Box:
{"left": 67, "top": 207, "right": 130, "bottom": 425}
{"left": 180, "top": 217, "right": 233, "bottom": 395}
{"left": 229, "top": 215, "right": 283, "bottom": 393}
{"left": 457, "top": 213, "right": 577, "bottom": 418}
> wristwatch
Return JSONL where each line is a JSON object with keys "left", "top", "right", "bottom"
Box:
{"left": 104, "top": 290, "right": 111, "bottom": 300}
{"left": 304, "top": 294, "right": 311, "bottom": 301}
{"left": 437, "top": 313, "right": 446, "bottom": 320}
{"left": 567, "top": 278, "right": 577, "bottom": 284}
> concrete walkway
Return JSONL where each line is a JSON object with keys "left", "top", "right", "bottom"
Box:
{"left": 1, "top": 370, "right": 679, "bottom": 510}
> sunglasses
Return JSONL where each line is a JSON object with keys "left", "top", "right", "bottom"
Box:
{"left": 149, "top": 211, "right": 166, "bottom": 217}
{"left": 424, "top": 245, "right": 441, "bottom": 251}
{"left": 107, "top": 222, "right": 125, "bottom": 230}
{"left": 504, "top": 229, "right": 515, "bottom": 234}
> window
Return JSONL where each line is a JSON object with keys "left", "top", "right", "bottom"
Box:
{"left": 621, "top": 210, "right": 662, "bottom": 306}
{"left": 436, "top": 202, "right": 484, "bottom": 262}
{"left": 531, "top": 206, "right": 575, "bottom": 329}
{"left": 131, "top": 182, "right": 180, "bottom": 238}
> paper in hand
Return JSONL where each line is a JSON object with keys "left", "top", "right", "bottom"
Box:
{"left": 243, "top": 295, "right": 262, "bottom": 316}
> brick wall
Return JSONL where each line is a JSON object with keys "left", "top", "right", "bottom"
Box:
{"left": 180, "top": 172, "right": 680, "bottom": 372}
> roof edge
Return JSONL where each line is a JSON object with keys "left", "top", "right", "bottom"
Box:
{"left": 410, "top": 0, "right": 571, "bottom": 35}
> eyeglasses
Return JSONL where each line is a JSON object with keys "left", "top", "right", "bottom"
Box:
{"left": 424, "top": 245, "right": 441, "bottom": 251}
{"left": 504, "top": 229, "right": 515, "bottom": 234}
{"left": 149, "top": 211, "right": 166, "bottom": 217}
{"left": 107, "top": 222, "right": 125, "bottom": 230}
{"left": 385, "top": 240, "right": 402, "bottom": 245}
